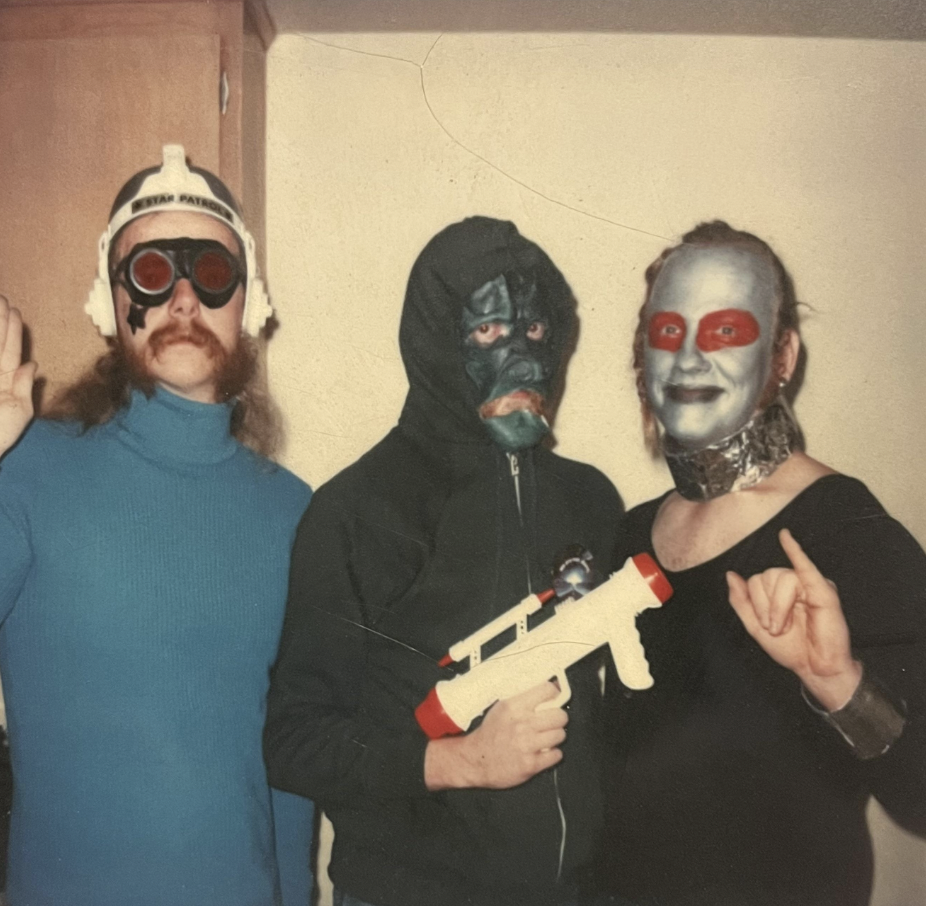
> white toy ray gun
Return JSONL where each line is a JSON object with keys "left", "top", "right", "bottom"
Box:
{"left": 415, "top": 554, "right": 672, "bottom": 739}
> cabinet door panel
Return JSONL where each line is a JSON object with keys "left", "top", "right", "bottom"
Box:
{"left": 0, "top": 33, "right": 220, "bottom": 402}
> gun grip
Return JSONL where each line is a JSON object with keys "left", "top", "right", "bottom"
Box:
{"left": 611, "top": 631, "right": 655, "bottom": 690}
{"left": 536, "top": 673, "right": 572, "bottom": 711}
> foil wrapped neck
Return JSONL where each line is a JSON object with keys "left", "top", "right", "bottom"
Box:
{"left": 663, "top": 399, "right": 801, "bottom": 501}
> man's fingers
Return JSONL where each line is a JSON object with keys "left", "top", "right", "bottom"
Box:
{"left": 535, "top": 726, "right": 567, "bottom": 752}
{"left": 766, "top": 570, "right": 802, "bottom": 635}
{"left": 12, "top": 361, "right": 37, "bottom": 405}
{"left": 745, "top": 573, "right": 775, "bottom": 631}
{"left": 727, "top": 571, "right": 763, "bottom": 637}
{"left": 512, "top": 680, "right": 561, "bottom": 711}
{"left": 779, "top": 529, "right": 831, "bottom": 596}
{"left": 0, "top": 298, "right": 9, "bottom": 360}
{"left": 533, "top": 747, "right": 563, "bottom": 772}
{"left": 0, "top": 305, "right": 23, "bottom": 377}
{"left": 530, "top": 703, "right": 568, "bottom": 732}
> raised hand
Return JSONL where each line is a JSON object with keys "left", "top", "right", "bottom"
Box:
{"left": 0, "top": 296, "right": 38, "bottom": 458}
{"left": 727, "top": 528, "right": 862, "bottom": 711}
{"left": 424, "top": 681, "right": 568, "bottom": 791}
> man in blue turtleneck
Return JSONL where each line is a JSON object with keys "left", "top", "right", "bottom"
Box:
{"left": 0, "top": 147, "right": 313, "bottom": 906}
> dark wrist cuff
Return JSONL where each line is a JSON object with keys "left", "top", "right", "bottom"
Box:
{"left": 802, "top": 667, "right": 907, "bottom": 760}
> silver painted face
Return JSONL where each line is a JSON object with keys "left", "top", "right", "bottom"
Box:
{"left": 643, "top": 245, "right": 778, "bottom": 449}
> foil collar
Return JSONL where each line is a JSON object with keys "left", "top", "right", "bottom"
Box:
{"left": 663, "top": 399, "right": 802, "bottom": 501}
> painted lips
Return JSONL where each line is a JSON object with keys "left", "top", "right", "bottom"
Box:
{"left": 479, "top": 389, "right": 546, "bottom": 419}
{"left": 664, "top": 384, "right": 723, "bottom": 404}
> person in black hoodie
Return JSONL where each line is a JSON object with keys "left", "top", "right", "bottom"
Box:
{"left": 264, "top": 217, "right": 622, "bottom": 906}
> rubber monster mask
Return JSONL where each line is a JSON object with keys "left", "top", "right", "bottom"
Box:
{"left": 462, "top": 270, "right": 559, "bottom": 452}
{"left": 396, "top": 216, "right": 574, "bottom": 454}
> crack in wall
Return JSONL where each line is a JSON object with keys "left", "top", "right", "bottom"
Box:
{"left": 294, "top": 32, "right": 670, "bottom": 240}
{"left": 296, "top": 33, "right": 426, "bottom": 67}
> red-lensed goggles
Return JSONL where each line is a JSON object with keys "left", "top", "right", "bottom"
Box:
{"left": 111, "top": 238, "right": 245, "bottom": 310}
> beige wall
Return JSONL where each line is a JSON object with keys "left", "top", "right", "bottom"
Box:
{"left": 263, "top": 30, "right": 926, "bottom": 906}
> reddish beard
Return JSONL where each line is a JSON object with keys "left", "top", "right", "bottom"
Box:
{"left": 123, "top": 320, "right": 256, "bottom": 403}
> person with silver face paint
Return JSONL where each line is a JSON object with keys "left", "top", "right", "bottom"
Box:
{"left": 598, "top": 222, "right": 926, "bottom": 906}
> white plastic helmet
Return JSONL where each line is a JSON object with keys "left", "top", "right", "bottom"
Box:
{"left": 84, "top": 144, "right": 272, "bottom": 337}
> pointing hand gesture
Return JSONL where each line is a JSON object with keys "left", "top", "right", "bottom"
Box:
{"left": 727, "top": 529, "right": 862, "bottom": 711}
{"left": 0, "top": 296, "right": 38, "bottom": 458}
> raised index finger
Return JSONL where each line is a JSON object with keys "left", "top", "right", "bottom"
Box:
{"left": 779, "top": 529, "right": 830, "bottom": 594}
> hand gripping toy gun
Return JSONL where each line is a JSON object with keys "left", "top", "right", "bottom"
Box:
{"left": 415, "top": 553, "right": 672, "bottom": 739}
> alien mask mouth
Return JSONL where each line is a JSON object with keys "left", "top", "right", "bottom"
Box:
{"left": 479, "top": 389, "right": 546, "bottom": 420}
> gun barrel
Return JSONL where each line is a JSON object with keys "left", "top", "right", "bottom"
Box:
{"left": 416, "top": 554, "right": 672, "bottom": 738}
{"left": 446, "top": 591, "right": 546, "bottom": 665}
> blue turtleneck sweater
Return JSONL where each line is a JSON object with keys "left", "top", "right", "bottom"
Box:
{"left": 0, "top": 389, "right": 313, "bottom": 906}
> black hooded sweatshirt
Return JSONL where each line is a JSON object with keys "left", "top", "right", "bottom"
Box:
{"left": 264, "top": 217, "right": 622, "bottom": 906}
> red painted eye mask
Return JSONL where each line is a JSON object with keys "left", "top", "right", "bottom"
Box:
{"left": 648, "top": 312, "right": 686, "bottom": 352}
{"left": 648, "top": 308, "right": 760, "bottom": 353}
{"left": 696, "top": 309, "right": 760, "bottom": 352}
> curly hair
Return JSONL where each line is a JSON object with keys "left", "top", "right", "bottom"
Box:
{"left": 632, "top": 220, "right": 800, "bottom": 454}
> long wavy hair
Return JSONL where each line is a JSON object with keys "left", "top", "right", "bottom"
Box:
{"left": 632, "top": 220, "right": 801, "bottom": 454}
{"left": 43, "top": 335, "right": 284, "bottom": 459}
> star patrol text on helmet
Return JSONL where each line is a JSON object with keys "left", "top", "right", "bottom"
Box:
{"left": 85, "top": 144, "right": 272, "bottom": 337}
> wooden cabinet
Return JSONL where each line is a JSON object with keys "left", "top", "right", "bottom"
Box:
{"left": 0, "top": 0, "right": 273, "bottom": 404}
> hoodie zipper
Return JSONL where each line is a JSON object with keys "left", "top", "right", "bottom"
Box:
{"left": 508, "top": 453, "right": 522, "bottom": 517}
{"left": 507, "top": 451, "right": 567, "bottom": 882}
{"left": 508, "top": 452, "right": 528, "bottom": 583}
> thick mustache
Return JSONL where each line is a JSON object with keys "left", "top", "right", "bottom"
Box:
{"left": 149, "top": 321, "right": 222, "bottom": 357}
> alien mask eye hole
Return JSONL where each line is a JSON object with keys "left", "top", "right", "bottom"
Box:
{"left": 526, "top": 321, "right": 547, "bottom": 341}
{"left": 469, "top": 321, "right": 511, "bottom": 348}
